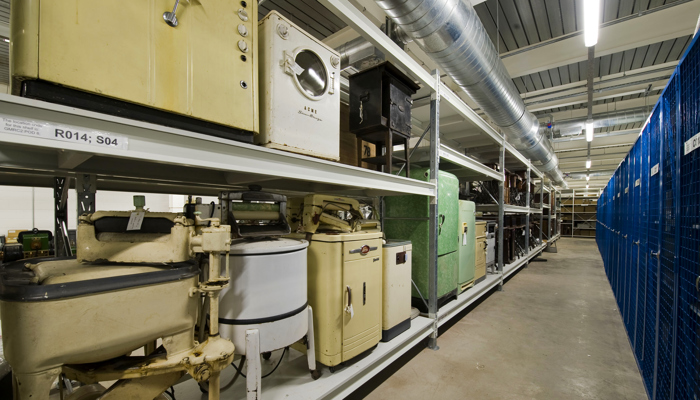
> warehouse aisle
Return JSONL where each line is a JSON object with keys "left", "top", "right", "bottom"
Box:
{"left": 358, "top": 238, "right": 646, "bottom": 400}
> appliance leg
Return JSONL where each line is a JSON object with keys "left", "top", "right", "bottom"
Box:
{"left": 306, "top": 306, "right": 321, "bottom": 379}
{"left": 207, "top": 371, "right": 221, "bottom": 400}
{"left": 245, "top": 329, "right": 261, "bottom": 400}
{"left": 14, "top": 368, "right": 61, "bottom": 400}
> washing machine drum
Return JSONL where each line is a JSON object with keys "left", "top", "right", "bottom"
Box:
{"left": 219, "top": 238, "right": 308, "bottom": 324}
{"left": 295, "top": 50, "right": 327, "bottom": 98}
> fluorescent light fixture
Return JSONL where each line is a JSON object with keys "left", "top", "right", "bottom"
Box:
{"left": 584, "top": 0, "right": 600, "bottom": 47}
{"left": 586, "top": 174, "right": 590, "bottom": 181}
{"left": 586, "top": 158, "right": 592, "bottom": 169}
{"left": 585, "top": 120, "right": 594, "bottom": 142}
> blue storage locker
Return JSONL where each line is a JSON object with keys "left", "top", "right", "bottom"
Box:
{"left": 675, "top": 33, "right": 700, "bottom": 399}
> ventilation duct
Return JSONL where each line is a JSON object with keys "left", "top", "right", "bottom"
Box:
{"left": 548, "top": 107, "right": 650, "bottom": 137}
{"left": 565, "top": 170, "right": 615, "bottom": 180}
{"left": 374, "top": 0, "right": 565, "bottom": 186}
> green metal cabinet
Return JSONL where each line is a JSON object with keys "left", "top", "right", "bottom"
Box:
{"left": 384, "top": 168, "right": 459, "bottom": 312}
{"left": 458, "top": 200, "right": 476, "bottom": 291}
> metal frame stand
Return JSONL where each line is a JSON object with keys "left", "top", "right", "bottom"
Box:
{"left": 77, "top": 174, "right": 97, "bottom": 219}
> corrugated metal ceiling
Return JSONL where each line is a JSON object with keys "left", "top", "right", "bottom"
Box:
{"left": 475, "top": 0, "right": 685, "bottom": 54}
{"left": 259, "top": 0, "right": 346, "bottom": 40}
{"left": 512, "top": 35, "right": 692, "bottom": 93}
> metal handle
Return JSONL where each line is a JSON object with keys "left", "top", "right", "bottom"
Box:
{"left": 163, "top": 0, "right": 180, "bottom": 27}
{"left": 345, "top": 285, "right": 352, "bottom": 313}
{"left": 623, "top": 234, "right": 627, "bottom": 239}
{"left": 633, "top": 240, "right": 640, "bottom": 246}
{"left": 651, "top": 250, "right": 660, "bottom": 258}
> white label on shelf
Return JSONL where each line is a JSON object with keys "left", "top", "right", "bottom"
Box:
{"left": 651, "top": 163, "right": 659, "bottom": 176}
{"left": 126, "top": 211, "right": 145, "bottom": 231}
{"left": 684, "top": 131, "right": 700, "bottom": 155}
{"left": 635, "top": 179, "right": 641, "bottom": 187}
{"left": 0, "top": 114, "right": 129, "bottom": 150}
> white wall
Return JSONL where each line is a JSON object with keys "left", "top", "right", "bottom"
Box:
{"left": 0, "top": 186, "right": 188, "bottom": 238}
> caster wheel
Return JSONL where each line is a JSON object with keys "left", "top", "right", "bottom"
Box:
{"left": 262, "top": 352, "right": 272, "bottom": 361}
{"left": 329, "top": 366, "right": 336, "bottom": 374}
{"left": 310, "top": 369, "right": 321, "bottom": 380}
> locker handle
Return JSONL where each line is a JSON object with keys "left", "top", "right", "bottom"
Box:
{"left": 623, "top": 234, "right": 627, "bottom": 239}
{"left": 163, "top": 0, "right": 180, "bottom": 27}
{"left": 633, "top": 241, "right": 640, "bottom": 246}
{"left": 651, "top": 250, "right": 660, "bottom": 259}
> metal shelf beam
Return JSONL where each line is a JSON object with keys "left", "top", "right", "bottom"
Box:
{"left": 0, "top": 95, "right": 434, "bottom": 198}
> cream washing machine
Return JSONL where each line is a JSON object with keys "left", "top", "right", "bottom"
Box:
{"left": 381, "top": 240, "right": 412, "bottom": 342}
{"left": 257, "top": 11, "right": 341, "bottom": 161}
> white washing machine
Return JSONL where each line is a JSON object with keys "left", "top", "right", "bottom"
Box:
{"left": 257, "top": 11, "right": 341, "bottom": 161}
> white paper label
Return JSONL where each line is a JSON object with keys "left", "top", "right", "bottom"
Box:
{"left": 126, "top": 211, "right": 145, "bottom": 231}
{"left": 651, "top": 163, "right": 659, "bottom": 176}
{"left": 684, "top": 131, "right": 700, "bottom": 155}
{"left": 635, "top": 179, "right": 641, "bottom": 187}
{"left": 0, "top": 114, "right": 128, "bottom": 150}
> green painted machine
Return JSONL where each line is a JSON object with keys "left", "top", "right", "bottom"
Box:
{"left": 458, "top": 200, "right": 476, "bottom": 292}
{"left": 384, "top": 168, "right": 459, "bottom": 312}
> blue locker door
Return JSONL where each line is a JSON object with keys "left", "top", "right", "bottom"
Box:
{"left": 675, "top": 40, "right": 700, "bottom": 399}
{"left": 655, "top": 76, "right": 679, "bottom": 400}
{"left": 644, "top": 107, "right": 662, "bottom": 398}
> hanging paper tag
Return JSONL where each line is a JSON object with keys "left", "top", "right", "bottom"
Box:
{"left": 126, "top": 211, "right": 145, "bottom": 231}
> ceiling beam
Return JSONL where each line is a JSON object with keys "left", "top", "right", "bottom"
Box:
{"left": 502, "top": 0, "right": 700, "bottom": 78}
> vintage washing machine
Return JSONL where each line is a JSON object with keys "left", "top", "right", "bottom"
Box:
{"left": 217, "top": 188, "right": 319, "bottom": 399}
{"left": 0, "top": 197, "right": 235, "bottom": 400}
{"left": 287, "top": 194, "right": 383, "bottom": 370}
{"left": 256, "top": 11, "right": 341, "bottom": 161}
{"left": 458, "top": 200, "right": 476, "bottom": 292}
{"left": 10, "top": 0, "right": 258, "bottom": 143}
{"left": 486, "top": 221, "right": 497, "bottom": 271}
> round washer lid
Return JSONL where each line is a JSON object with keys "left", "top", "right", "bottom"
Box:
{"left": 228, "top": 238, "right": 308, "bottom": 255}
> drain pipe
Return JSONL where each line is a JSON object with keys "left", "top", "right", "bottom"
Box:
{"left": 373, "top": 0, "right": 565, "bottom": 185}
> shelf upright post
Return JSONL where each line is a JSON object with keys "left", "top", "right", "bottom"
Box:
{"left": 497, "top": 141, "right": 505, "bottom": 290}
{"left": 539, "top": 179, "right": 543, "bottom": 245}
{"left": 427, "top": 69, "right": 440, "bottom": 350}
{"left": 54, "top": 176, "right": 72, "bottom": 257}
{"left": 572, "top": 189, "right": 575, "bottom": 237}
{"left": 546, "top": 184, "right": 551, "bottom": 240}
{"left": 77, "top": 174, "right": 97, "bottom": 221}
{"left": 525, "top": 165, "right": 531, "bottom": 263}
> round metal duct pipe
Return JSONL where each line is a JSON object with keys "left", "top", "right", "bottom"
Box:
{"left": 374, "top": 0, "right": 564, "bottom": 185}
{"left": 565, "top": 170, "right": 615, "bottom": 180}
{"left": 549, "top": 107, "right": 650, "bottom": 137}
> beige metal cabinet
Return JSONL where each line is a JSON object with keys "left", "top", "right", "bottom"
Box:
{"left": 381, "top": 241, "right": 412, "bottom": 342}
{"left": 475, "top": 221, "right": 487, "bottom": 283}
{"left": 291, "top": 231, "right": 382, "bottom": 367}
{"left": 11, "top": 0, "right": 258, "bottom": 133}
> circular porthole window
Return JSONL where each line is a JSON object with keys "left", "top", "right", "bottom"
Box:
{"left": 294, "top": 50, "right": 328, "bottom": 99}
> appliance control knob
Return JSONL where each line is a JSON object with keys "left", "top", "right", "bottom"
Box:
{"left": 238, "top": 9, "right": 249, "bottom": 22}
{"left": 277, "top": 24, "right": 289, "bottom": 39}
{"left": 238, "top": 24, "right": 248, "bottom": 37}
{"left": 238, "top": 40, "right": 249, "bottom": 53}
{"left": 330, "top": 55, "right": 340, "bottom": 68}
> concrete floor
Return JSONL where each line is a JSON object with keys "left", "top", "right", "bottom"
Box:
{"left": 359, "top": 238, "right": 647, "bottom": 400}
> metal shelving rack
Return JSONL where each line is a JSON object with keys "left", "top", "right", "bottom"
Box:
{"left": 0, "top": 0, "right": 563, "bottom": 397}
{"left": 561, "top": 189, "right": 599, "bottom": 238}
